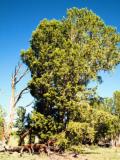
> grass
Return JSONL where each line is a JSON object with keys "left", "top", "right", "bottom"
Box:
{"left": 83, "top": 147, "right": 120, "bottom": 160}
{"left": 0, "top": 147, "right": 120, "bottom": 160}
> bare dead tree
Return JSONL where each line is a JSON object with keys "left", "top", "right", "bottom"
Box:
{"left": 7, "top": 62, "right": 30, "bottom": 144}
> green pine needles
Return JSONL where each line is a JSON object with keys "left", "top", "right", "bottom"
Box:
{"left": 21, "top": 8, "right": 120, "bottom": 146}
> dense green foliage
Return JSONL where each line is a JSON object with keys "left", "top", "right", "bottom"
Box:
{"left": 21, "top": 8, "right": 120, "bottom": 146}
{"left": 66, "top": 121, "right": 95, "bottom": 145}
{"left": 31, "top": 111, "right": 57, "bottom": 142}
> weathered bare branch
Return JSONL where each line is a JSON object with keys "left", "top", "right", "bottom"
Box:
{"left": 14, "top": 62, "right": 22, "bottom": 78}
{"left": 15, "top": 68, "right": 29, "bottom": 85}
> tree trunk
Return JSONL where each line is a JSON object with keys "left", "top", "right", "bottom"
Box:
{"left": 7, "top": 75, "right": 15, "bottom": 144}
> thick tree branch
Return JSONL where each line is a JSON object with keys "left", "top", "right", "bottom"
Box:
{"left": 14, "top": 86, "right": 29, "bottom": 107}
{"left": 20, "top": 128, "right": 32, "bottom": 139}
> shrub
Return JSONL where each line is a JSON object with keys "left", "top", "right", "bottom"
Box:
{"left": 66, "top": 121, "right": 95, "bottom": 145}
{"left": 69, "top": 145, "right": 84, "bottom": 154}
{"left": 51, "top": 132, "right": 69, "bottom": 151}
{"left": 93, "top": 110, "right": 119, "bottom": 143}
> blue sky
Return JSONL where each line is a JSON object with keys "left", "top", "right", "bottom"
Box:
{"left": 0, "top": 0, "right": 120, "bottom": 110}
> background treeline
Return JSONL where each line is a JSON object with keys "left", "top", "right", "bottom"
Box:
{"left": 1, "top": 8, "right": 120, "bottom": 151}
{"left": 0, "top": 106, "right": 5, "bottom": 141}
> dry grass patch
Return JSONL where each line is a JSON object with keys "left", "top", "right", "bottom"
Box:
{"left": 0, "top": 147, "right": 120, "bottom": 160}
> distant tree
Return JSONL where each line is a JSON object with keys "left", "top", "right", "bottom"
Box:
{"left": 16, "top": 107, "right": 25, "bottom": 144}
{"left": 113, "top": 91, "right": 120, "bottom": 118}
{"left": 0, "top": 106, "right": 5, "bottom": 141}
{"left": 15, "top": 105, "right": 36, "bottom": 145}
{"left": 103, "top": 98, "right": 115, "bottom": 113}
{"left": 93, "top": 109, "right": 119, "bottom": 143}
{"left": 21, "top": 8, "right": 120, "bottom": 142}
{"left": 15, "top": 107, "right": 26, "bottom": 135}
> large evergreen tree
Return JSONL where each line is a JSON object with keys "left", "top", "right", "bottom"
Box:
{"left": 21, "top": 8, "right": 120, "bottom": 142}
